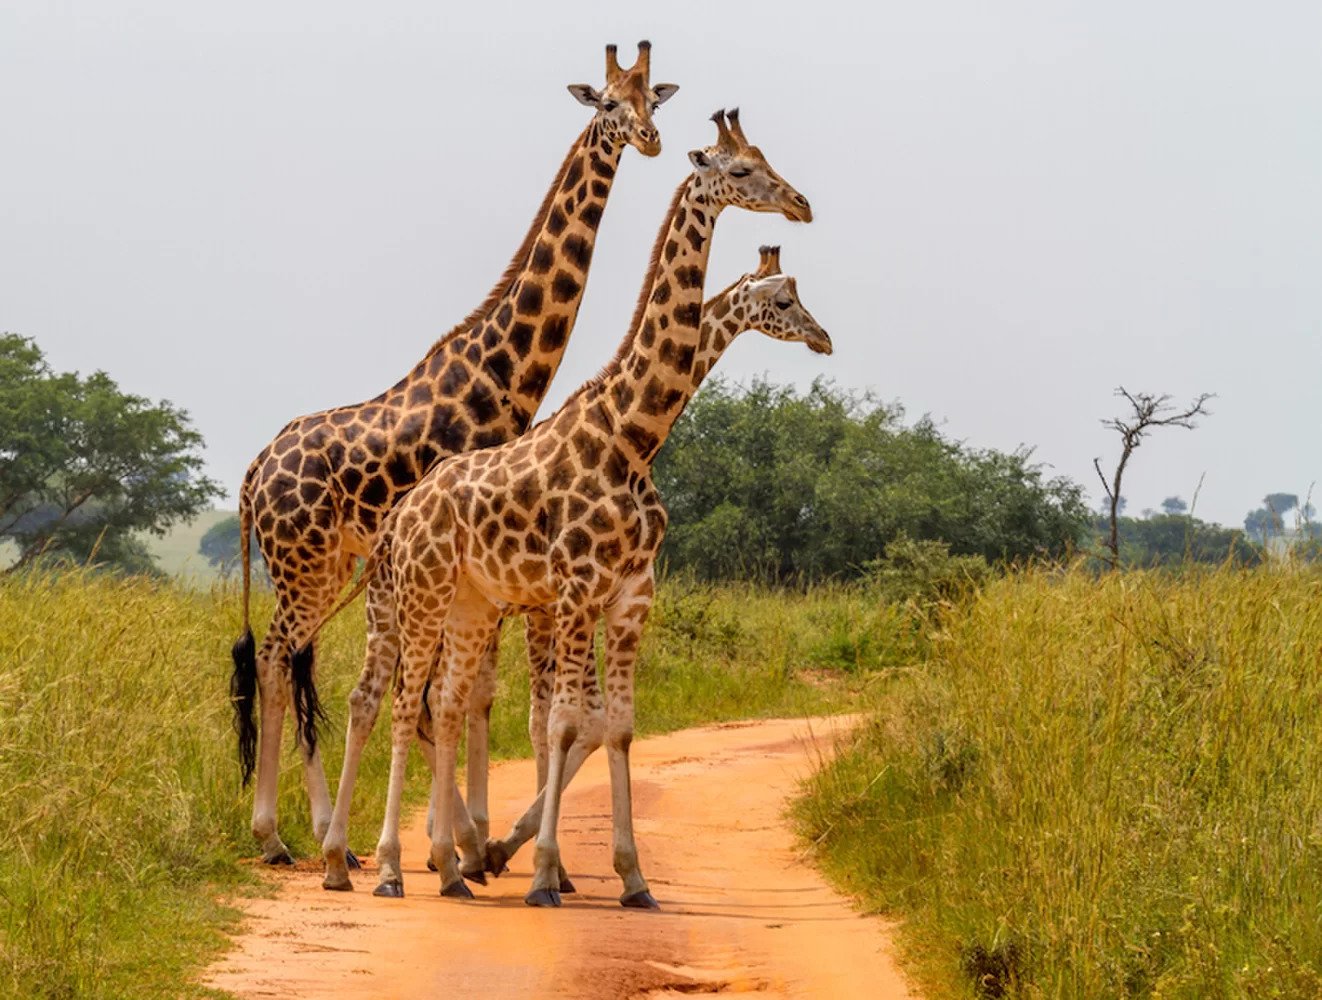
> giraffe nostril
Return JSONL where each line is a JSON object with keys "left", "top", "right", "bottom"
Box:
{"left": 793, "top": 194, "right": 809, "bottom": 207}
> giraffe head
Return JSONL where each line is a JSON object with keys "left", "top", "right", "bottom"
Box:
{"left": 688, "top": 109, "right": 813, "bottom": 222}
{"left": 726, "top": 246, "right": 832, "bottom": 355}
{"left": 567, "top": 41, "right": 678, "bottom": 158}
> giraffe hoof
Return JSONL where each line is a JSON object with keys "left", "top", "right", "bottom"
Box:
{"left": 322, "top": 872, "right": 354, "bottom": 892}
{"left": 484, "top": 841, "right": 511, "bottom": 876}
{"left": 346, "top": 850, "right": 362, "bottom": 871}
{"left": 559, "top": 876, "right": 577, "bottom": 894}
{"left": 524, "top": 888, "right": 561, "bottom": 908}
{"left": 621, "top": 890, "right": 660, "bottom": 910}
{"left": 263, "top": 850, "right": 295, "bottom": 867}
{"left": 373, "top": 881, "right": 405, "bottom": 898}
{"left": 441, "top": 879, "right": 475, "bottom": 900}
{"left": 427, "top": 857, "right": 437, "bottom": 872}
{"left": 461, "top": 867, "right": 488, "bottom": 886}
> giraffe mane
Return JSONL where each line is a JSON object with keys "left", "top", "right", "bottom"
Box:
{"left": 572, "top": 176, "right": 690, "bottom": 397}
{"left": 422, "top": 124, "right": 594, "bottom": 362}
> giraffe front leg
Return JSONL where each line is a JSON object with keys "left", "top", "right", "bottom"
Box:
{"left": 416, "top": 721, "right": 482, "bottom": 878}
{"left": 372, "top": 622, "right": 442, "bottom": 899}
{"left": 604, "top": 576, "right": 657, "bottom": 909}
{"left": 251, "top": 633, "right": 293, "bottom": 865}
{"left": 525, "top": 607, "right": 592, "bottom": 908}
{"left": 323, "top": 575, "right": 397, "bottom": 890}
{"left": 485, "top": 608, "right": 553, "bottom": 878}
{"left": 430, "top": 584, "right": 502, "bottom": 899}
{"left": 490, "top": 634, "right": 604, "bottom": 893}
{"left": 460, "top": 629, "right": 500, "bottom": 885}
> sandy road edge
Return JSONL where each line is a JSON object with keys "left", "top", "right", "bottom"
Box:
{"left": 204, "top": 715, "right": 917, "bottom": 999}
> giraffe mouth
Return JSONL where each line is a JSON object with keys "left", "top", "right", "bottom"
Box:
{"left": 805, "top": 331, "right": 833, "bottom": 355}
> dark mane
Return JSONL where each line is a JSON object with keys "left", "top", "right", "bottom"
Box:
{"left": 421, "top": 124, "right": 594, "bottom": 362}
{"left": 573, "top": 176, "right": 691, "bottom": 396}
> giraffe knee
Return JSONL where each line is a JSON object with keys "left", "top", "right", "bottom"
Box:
{"left": 554, "top": 723, "right": 579, "bottom": 754}
{"left": 606, "top": 726, "right": 633, "bottom": 753}
{"left": 347, "top": 686, "right": 377, "bottom": 727}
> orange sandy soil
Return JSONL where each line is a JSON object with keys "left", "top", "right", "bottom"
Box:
{"left": 205, "top": 716, "right": 916, "bottom": 999}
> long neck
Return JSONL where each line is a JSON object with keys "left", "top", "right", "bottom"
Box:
{"left": 603, "top": 175, "right": 722, "bottom": 466}
{"left": 391, "top": 122, "right": 624, "bottom": 431}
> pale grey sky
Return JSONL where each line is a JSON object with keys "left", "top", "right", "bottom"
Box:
{"left": 3, "top": 1, "right": 1319, "bottom": 527}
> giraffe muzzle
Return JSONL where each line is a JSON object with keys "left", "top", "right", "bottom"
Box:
{"left": 805, "top": 329, "right": 833, "bottom": 355}
{"left": 783, "top": 193, "right": 813, "bottom": 223}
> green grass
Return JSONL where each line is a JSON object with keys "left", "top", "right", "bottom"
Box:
{"left": 0, "top": 571, "right": 868, "bottom": 998}
{"left": 796, "top": 564, "right": 1322, "bottom": 999}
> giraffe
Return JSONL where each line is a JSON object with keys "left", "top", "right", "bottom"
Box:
{"left": 318, "top": 110, "right": 821, "bottom": 904}
{"left": 228, "top": 41, "right": 677, "bottom": 867}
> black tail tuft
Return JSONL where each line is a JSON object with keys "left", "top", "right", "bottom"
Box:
{"left": 230, "top": 628, "right": 258, "bottom": 786}
{"left": 290, "top": 642, "right": 327, "bottom": 757}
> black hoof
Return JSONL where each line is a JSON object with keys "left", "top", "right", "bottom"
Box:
{"left": 346, "top": 850, "right": 362, "bottom": 871}
{"left": 373, "top": 881, "right": 405, "bottom": 898}
{"left": 263, "top": 851, "right": 294, "bottom": 866}
{"left": 426, "top": 857, "right": 437, "bottom": 872}
{"left": 441, "top": 879, "right": 475, "bottom": 900}
{"left": 559, "top": 876, "right": 577, "bottom": 894}
{"left": 621, "top": 890, "right": 660, "bottom": 910}
{"left": 484, "top": 841, "right": 511, "bottom": 876}
{"left": 461, "top": 868, "right": 488, "bottom": 886}
{"left": 524, "top": 888, "right": 562, "bottom": 908}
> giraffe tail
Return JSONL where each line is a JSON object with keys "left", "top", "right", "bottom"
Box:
{"left": 230, "top": 487, "right": 259, "bottom": 785}
{"left": 289, "top": 529, "right": 391, "bottom": 758}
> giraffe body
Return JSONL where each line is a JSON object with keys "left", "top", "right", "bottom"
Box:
{"left": 330, "top": 113, "right": 825, "bottom": 902}
{"left": 229, "top": 42, "right": 676, "bottom": 866}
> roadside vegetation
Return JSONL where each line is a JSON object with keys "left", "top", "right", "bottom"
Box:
{"left": 0, "top": 570, "right": 870, "bottom": 999}
{"left": 797, "top": 563, "right": 1322, "bottom": 999}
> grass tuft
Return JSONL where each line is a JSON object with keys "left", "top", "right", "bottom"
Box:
{"left": 796, "top": 563, "right": 1322, "bottom": 999}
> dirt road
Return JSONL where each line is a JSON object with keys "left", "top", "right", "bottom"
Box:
{"left": 206, "top": 716, "right": 915, "bottom": 999}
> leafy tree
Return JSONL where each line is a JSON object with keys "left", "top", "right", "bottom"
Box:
{"left": 1161, "top": 496, "right": 1188, "bottom": 515}
{"left": 1095, "top": 513, "right": 1260, "bottom": 568}
{"left": 199, "top": 514, "right": 266, "bottom": 580}
{"left": 653, "top": 378, "right": 1089, "bottom": 583}
{"left": 0, "top": 334, "right": 222, "bottom": 575}
{"left": 1263, "top": 493, "right": 1299, "bottom": 516}
{"left": 1244, "top": 507, "right": 1282, "bottom": 543}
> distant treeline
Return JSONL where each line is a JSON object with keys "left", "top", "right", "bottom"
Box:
{"left": 652, "top": 378, "right": 1089, "bottom": 584}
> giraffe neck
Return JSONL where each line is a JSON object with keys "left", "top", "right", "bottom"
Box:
{"left": 389, "top": 121, "right": 624, "bottom": 433}
{"left": 601, "top": 175, "right": 722, "bottom": 466}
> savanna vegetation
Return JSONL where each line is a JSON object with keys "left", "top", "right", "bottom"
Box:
{"left": 5, "top": 337, "right": 1316, "bottom": 998}
{"left": 0, "top": 569, "right": 879, "bottom": 998}
{"left": 654, "top": 378, "right": 1090, "bottom": 582}
{"left": 798, "top": 563, "right": 1322, "bottom": 999}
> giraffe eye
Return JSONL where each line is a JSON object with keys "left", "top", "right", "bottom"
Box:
{"left": 729, "top": 166, "right": 752, "bottom": 178}
{"left": 775, "top": 298, "right": 793, "bottom": 310}
{"left": 603, "top": 100, "right": 619, "bottom": 112}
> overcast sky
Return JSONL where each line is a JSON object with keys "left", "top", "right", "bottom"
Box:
{"left": 3, "top": 1, "right": 1319, "bottom": 527}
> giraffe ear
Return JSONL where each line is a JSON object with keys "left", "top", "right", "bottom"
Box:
{"left": 652, "top": 83, "right": 679, "bottom": 106}
{"left": 689, "top": 149, "right": 712, "bottom": 170}
{"left": 567, "top": 84, "right": 601, "bottom": 107}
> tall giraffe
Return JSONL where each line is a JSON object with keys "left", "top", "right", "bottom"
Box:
{"left": 320, "top": 111, "right": 819, "bottom": 903}
{"left": 229, "top": 41, "right": 677, "bottom": 866}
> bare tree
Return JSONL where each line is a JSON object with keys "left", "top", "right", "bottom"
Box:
{"left": 1093, "top": 388, "right": 1214, "bottom": 567}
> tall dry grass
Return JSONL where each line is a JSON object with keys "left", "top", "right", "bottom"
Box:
{"left": 797, "top": 564, "right": 1322, "bottom": 998}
